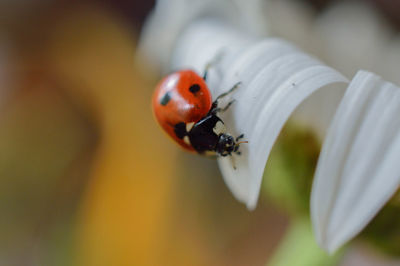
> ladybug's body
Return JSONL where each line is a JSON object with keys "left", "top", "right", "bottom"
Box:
{"left": 152, "top": 69, "right": 245, "bottom": 157}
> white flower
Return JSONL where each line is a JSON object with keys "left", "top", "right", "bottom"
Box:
{"left": 139, "top": 0, "right": 400, "bottom": 254}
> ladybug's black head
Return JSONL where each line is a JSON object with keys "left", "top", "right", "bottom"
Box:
{"left": 216, "top": 134, "right": 236, "bottom": 156}
{"left": 216, "top": 133, "right": 247, "bottom": 157}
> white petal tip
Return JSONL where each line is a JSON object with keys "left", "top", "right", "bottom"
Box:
{"left": 325, "top": 242, "right": 340, "bottom": 255}
{"left": 246, "top": 201, "right": 256, "bottom": 211}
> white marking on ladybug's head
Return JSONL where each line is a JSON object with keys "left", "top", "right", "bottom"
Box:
{"left": 213, "top": 121, "right": 226, "bottom": 135}
{"left": 183, "top": 136, "right": 191, "bottom": 145}
{"left": 186, "top": 122, "right": 195, "bottom": 132}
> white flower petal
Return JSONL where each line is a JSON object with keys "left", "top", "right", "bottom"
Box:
{"left": 213, "top": 41, "right": 347, "bottom": 210}
{"left": 311, "top": 71, "right": 400, "bottom": 253}
{"left": 315, "top": 1, "right": 393, "bottom": 84}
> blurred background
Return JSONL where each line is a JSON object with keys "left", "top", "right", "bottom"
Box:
{"left": 0, "top": 0, "right": 399, "bottom": 265}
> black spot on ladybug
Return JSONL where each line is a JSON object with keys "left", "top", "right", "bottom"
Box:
{"left": 174, "top": 122, "right": 187, "bottom": 139}
{"left": 189, "top": 84, "right": 201, "bottom": 94}
{"left": 160, "top": 92, "right": 171, "bottom": 106}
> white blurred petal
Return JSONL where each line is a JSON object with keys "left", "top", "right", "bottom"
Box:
{"left": 171, "top": 19, "right": 255, "bottom": 91}
{"left": 311, "top": 71, "right": 400, "bottom": 253}
{"left": 138, "top": 0, "right": 269, "bottom": 72}
{"left": 264, "top": 0, "right": 318, "bottom": 54}
{"left": 377, "top": 37, "right": 400, "bottom": 86}
{"left": 315, "top": 1, "right": 392, "bottom": 77}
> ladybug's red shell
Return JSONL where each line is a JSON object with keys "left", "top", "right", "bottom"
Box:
{"left": 152, "top": 70, "right": 212, "bottom": 151}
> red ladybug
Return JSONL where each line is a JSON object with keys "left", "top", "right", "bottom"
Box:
{"left": 152, "top": 69, "right": 246, "bottom": 157}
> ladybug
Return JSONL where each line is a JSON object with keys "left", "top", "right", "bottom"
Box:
{"left": 152, "top": 69, "right": 246, "bottom": 158}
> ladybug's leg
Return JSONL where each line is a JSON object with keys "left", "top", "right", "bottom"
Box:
{"left": 203, "top": 51, "right": 225, "bottom": 81}
{"left": 208, "top": 101, "right": 219, "bottom": 115}
{"left": 236, "top": 134, "right": 244, "bottom": 141}
{"left": 221, "top": 100, "right": 235, "bottom": 112}
{"left": 217, "top": 100, "right": 236, "bottom": 113}
{"left": 203, "top": 64, "right": 210, "bottom": 81}
{"left": 214, "top": 82, "right": 241, "bottom": 101}
{"left": 209, "top": 100, "right": 235, "bottom": 115}
{"left": 234, "top": 134, "right": 247, "bottom": 155}
{"left": 208, "top": 82, "right": 241, "bottom": 115}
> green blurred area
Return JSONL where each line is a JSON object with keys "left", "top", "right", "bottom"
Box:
{"left": 263, "top": 122, "right": 320, "bottom": 216}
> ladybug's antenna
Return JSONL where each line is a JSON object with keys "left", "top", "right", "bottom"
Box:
{"left": 237, "top": 141, "right": 248, "bottom": 145}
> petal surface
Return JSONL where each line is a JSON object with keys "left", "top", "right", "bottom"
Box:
{"left": 214, "top": 40, "right": 347, "bottom": 209}
{"left": 311, "top": 71, "right": 400, "bottom": 253}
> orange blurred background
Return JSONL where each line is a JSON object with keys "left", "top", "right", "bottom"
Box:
{"left": 0, "top": 1, "right": 288, "bottom": 265}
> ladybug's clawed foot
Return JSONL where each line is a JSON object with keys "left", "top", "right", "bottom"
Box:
{"left": 233, "top": 146, "right": 241, "bottom": 155}
{"left": 236, "top": 134, "right": 244, "bottom": 141}
{"left": 233, "top": 134, "right": 247, "bottom": 156}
